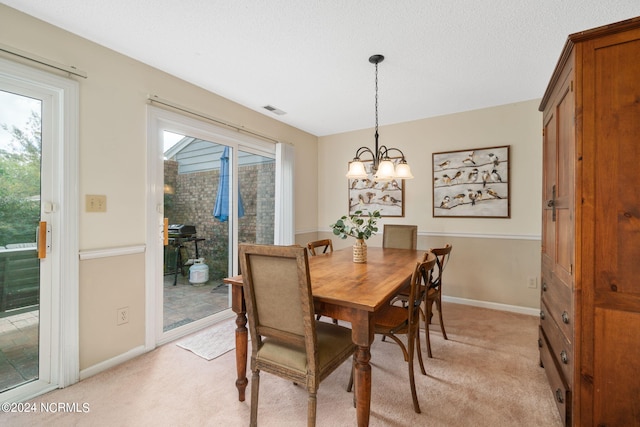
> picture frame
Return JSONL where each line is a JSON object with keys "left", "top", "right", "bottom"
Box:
{"left": 348, "top": 159, "right": 405, "bottom": 217}
{"left": 432, "top": 145, "right": 510, "bottom": 218}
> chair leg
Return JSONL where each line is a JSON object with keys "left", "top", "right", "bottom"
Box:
{"left": 347, "top": 357, "right": 356, "bottom": 408}
{"left": 407, "top": 327, "right": 421, "bottom": 413}
{"left": 436, "top": 296, "right": 448, "bottom": 340}
{"left": 385, "top": 333, "right": 409, "bottom": 361}
{"left": 347, "top": 358, "right": 354, "bottom": 393}
{"left": 308, "top": 391, "right": 317, "bottom": 427}
{"left": 425, "top": 302, "right": 433, "bottom": 358}
{"left": 415, "top": 322, "right": 426, "bottom": 375}
{"left": 250, "top": 370, "right": 260, "bottom": 427}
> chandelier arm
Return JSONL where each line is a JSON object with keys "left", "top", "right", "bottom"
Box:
{"left": 383, "top": 147, "right": 408, "bottom": 161}
{"left": 353, "top": 146, "right": 376, "bottom": 161}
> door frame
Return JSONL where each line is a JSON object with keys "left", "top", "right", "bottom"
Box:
{"left": 0, "top": 57, "right": 79, "bottom": 401}
{"left": 146, "top": 106, "right": 277, "bottom": 348}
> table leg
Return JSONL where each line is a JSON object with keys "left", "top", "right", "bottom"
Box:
{"left": 354, "top": 345, "right": 372, "bottom": 426}
{"left": 231, "top": 283, "right": 248, "bottom": 401}
{"left": 350, "top": 311, "right": 374, "bottom": 427}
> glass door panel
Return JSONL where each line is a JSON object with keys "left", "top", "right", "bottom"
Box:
{"left": 237, "top": 149, "right": 275, "bottom": 247}
{"left": 0, "top": 90, "right": 41, "bottom": 393}
{"left": 162, "top": 133, "right": 232, "bottom": 332}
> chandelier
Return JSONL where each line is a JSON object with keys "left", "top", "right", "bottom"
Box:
{"left": 346, "top": 54, "right": 413, "bottom": 181}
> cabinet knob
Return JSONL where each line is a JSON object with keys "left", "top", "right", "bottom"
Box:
{"left": 538, "top": 338, "right": 543, "bottom": 348}
{"left": 540, "top": 310, "right": 545, "bottom": 320}
{"left": 560, "top": 350, "right": 568, "bottom": 364}
{"left": 555, "top": 388, "right": 564, "bottom": 404}
{"left": 562, "top": 311, "right": 570, "bottom": 324}
{"left": 542, "top": 281, "right": 547, "bottom": 292}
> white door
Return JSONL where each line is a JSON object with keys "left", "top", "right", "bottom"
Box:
{"left": 146, "top": 106, "right": 277, "bottom": 346}
{"left": 0, "top": 58, "right": 79, "bottom": 401}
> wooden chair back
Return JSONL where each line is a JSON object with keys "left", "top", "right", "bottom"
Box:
{"left": 306, "top": 239, "right": 333, "bottom": 256}
{"left": 429, "top": 244, "right": 452, "bottom": 291}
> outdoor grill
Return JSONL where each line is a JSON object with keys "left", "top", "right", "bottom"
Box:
{"left": 168, "top": 224, "right": 197, "bottom": 238}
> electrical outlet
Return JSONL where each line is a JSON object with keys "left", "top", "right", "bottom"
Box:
{"left": 117, "top": 307, "right": 129, "bottom": 325}
{"left": 528, "top": 277, "right": 538, "bottom": 289}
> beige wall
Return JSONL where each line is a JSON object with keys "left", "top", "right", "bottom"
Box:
{"left": 2, "top": 4, "right": 543, "bottom": 373}
{"left": 318, "top": 100, "right": 543, "bottom": 309}
{"left": 1, "top": 5, "right": 318, "bottom": 370}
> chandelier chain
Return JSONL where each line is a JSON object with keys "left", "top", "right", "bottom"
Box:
{"left": 374, "top": 62, "right": 379, "bottom": 136}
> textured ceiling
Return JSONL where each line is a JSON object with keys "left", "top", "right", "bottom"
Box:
{"left": 4, "top": 1, "right": 640, "bottom": 136}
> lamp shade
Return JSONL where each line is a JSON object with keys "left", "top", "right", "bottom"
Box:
{"left": 346, "top": 160, "right": 368, "bottom": 179}
{"left": 373, "top": 159, "right": 395, "bottom": 181}
{"left": 395, "top": 162, "right": 414, "bottom": 179}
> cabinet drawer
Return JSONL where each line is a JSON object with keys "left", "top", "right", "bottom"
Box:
{"left": 539, "top": 327, "right": 571, "bottom": 425}
{"left": 540, "top": 275, "right": 573, "bottom": 344}
{"left": 539, "top": 300, "right": 573, "bottom": 387}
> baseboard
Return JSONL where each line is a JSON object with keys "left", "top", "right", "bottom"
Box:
{"left": 79, "top": 345, "right": 146, "bottom": 380}
{"left": 443, "top": 296, "right": 539, "bottom": 317}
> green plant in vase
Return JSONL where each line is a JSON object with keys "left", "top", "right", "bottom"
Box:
{"left": 330, "top": 209, "right": 381, "bottom": 263}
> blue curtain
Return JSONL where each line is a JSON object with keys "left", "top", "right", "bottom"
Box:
{"left": 213, "top": 146, "right": 244, "bottom": 222}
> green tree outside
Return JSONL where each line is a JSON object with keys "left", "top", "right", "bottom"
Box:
{"left": 0, "top": 110, "right": 41, "bottom": 247}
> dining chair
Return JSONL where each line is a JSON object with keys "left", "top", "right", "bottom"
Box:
{"left": 349, "top": 253, "right": 436, "bottom": 413}
{"left": 423, "top": 244, "right": 453, "bottom": 358}
{"left": 306, "top": 238, "right": 333, "bottom": 256}
{"left": 306, "top": 239, "right": 338, "bottom": 324}
{"left": 239, "top": 243, "right": 356, "bottom": 427}
{"left": 382, "top": 224, "right": 418, "bottom": 250}
{"left": 391, "top": 244, "right": 453, "bottom": 358}
{"left": 380, "top": 224, "right": 417, "bottom": 344}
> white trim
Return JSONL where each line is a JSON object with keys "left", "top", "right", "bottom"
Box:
{"left": 79, "top": 345, "right": 147, "bottom": 380}
{"left": 422, "top": 231, "right": 541, "bottom": 241}
{"left": 443, "top": 295, "right": 540, "bottom": 317}
{"left": 146, "top": 106, "right": 279, "bottom": 351}
{"left": 79, "top": 245, "right": 146, "bottom": 260}
{"left": 0, "top": 57, "right": 80, "bottom": 398}
{"left": 314, "top": 228, "right": 541, "bottom": 241}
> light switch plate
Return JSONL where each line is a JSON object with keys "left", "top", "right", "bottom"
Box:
{"left": 86, "top": 194, "right": 107, "bottom": 212}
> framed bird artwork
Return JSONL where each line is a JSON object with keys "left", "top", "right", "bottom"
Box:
{"left": 433, "top": 145, "right": 510, "bottom": 218}
{"left": 347, "top": 158, "right": 405, "bottom": 217}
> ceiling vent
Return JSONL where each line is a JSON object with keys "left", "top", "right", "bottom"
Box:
{"left": 263, "top": 105, "right": 286, "bottom": 115}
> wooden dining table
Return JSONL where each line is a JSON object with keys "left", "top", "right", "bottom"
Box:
{"left": 223, "top": 246, "right": 423, "bottom": 427}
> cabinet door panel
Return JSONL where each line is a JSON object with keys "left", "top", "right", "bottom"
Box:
{"left": 593, "top": 308, "right": 640, "bottom": 425}
{"left": 593, "top": 38, "right": 640, "bottom": 298}
{"left": 553, "top": 84, "right": 574, "bottom": 290}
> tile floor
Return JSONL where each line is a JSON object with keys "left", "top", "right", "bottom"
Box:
{"left": 0, "top": 272, "right": 230, "bottom": 393}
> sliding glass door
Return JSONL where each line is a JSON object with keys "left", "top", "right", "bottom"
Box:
{"left": 0, "top": 57, "right": 78, "bottom": 402}
{"left": 147, "top": 106, "right": 276, "bottom": 345}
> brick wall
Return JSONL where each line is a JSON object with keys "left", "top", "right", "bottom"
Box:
{"left": 164, "top": 160, "right": 275, "bottom": 281}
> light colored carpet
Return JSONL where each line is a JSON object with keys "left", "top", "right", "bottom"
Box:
{"left": 0, "top": 303, "right": 563, "bottom": 426}
{"left": 176, "top": 318, "right": 237, "bottom": 360}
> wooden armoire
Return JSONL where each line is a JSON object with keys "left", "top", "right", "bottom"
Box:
{"left": 539, "top": 17, "right": 640, "bottom": 426}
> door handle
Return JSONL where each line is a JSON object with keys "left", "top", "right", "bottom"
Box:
{"left": 163, "top": 218, "right": 169, "bottom": 246}
{"left": 547, "top": 184, "right": 556, "bottom": 222}
{"left": 37, "top": 221, "right": 51, "bottom": 259}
